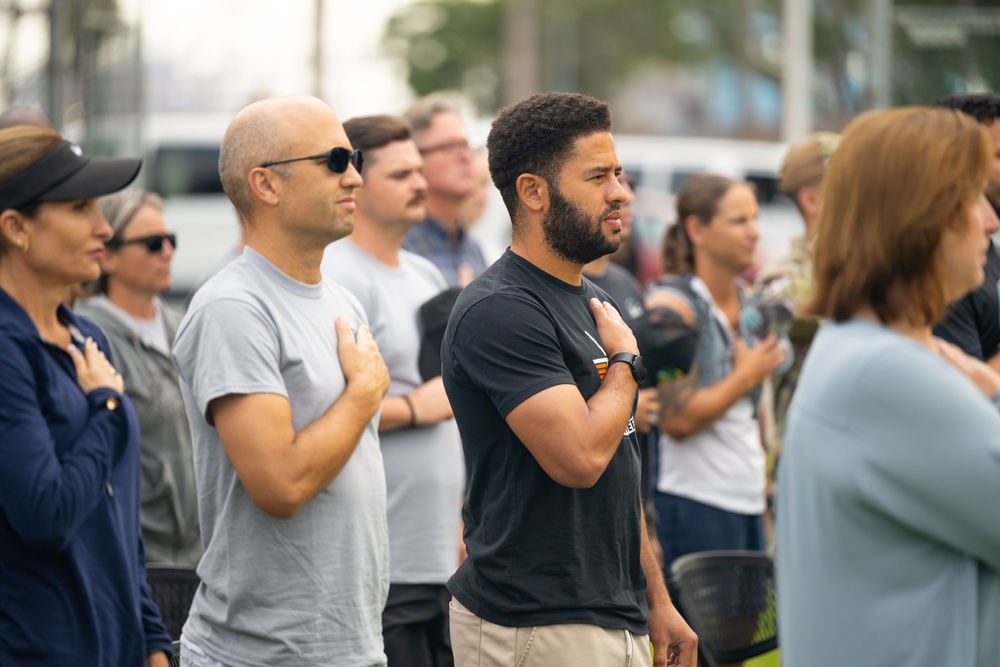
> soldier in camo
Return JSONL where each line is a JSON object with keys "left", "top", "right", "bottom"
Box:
{"left": 756, "top": 132, "right": 840, "bottom": 500}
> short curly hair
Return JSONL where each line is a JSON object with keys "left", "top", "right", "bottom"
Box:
{"left": 934, "top": 93, "right": 1000, "bottom": 125}
{"left": 487, "top": 92, "right": 612, "bottom": 225}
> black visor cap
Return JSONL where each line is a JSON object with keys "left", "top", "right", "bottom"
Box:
{"left": 0, "top": 141, "right": 142, "bottom": 212}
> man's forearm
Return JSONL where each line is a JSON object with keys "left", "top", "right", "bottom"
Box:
{"left": 585, "top": 363, "right": 640, "bottom": 449}
{"left": 660, "top": 368, "right": 756, "bottom": 440}
{"left": 640, "top": 505, "right": 699, "bottom": 667}
{"left": 289, "top": 385, "right": 381, "bottom": 498}
{"left": 378, "top": 395, "right": 414, "bottom": 433}
{"left": 640, "top": 506, "right": 671, "bottom": 610}
{"left": 213, "top": 384, "right": 381, "bottom": 519}
{"left": 986, "top": 351, "right": 1000, "bottom": 374}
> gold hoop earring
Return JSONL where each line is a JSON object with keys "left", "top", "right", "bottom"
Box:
{"left": 20, "top": 239, "right": 29, "bottom": 254}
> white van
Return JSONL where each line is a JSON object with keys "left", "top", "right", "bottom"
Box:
{"left": 614, "top": 134, "right": 799, "bottom": 284}
{"left": 140, "top": 113, "right": 240, "bottom": 299}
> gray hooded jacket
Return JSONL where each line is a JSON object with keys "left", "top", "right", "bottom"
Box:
{"left": 75, "top": 296, "right": 202, "bottom": 566}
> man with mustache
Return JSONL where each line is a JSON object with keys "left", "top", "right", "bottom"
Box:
{"left": 322, "top": 114, "right": 464, "bottom": 667}
{"left": 442, "top": 92, "right": 696, "bottom": 667}
{"left": 933, "top": 93, "right": 1000, "bottom": 367}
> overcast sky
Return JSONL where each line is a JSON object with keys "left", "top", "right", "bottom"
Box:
{"left": 139, "top": 0, "right": 415, "bottom": 118}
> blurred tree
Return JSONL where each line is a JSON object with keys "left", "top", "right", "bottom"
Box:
{"left": 47, "top": 0, "right": 130, "bottom": 132}
{"left": 384, "top": 0, "right": 1000, "bottom": 134}
{"left": 384, "top": 0, "right": 781, "bottom": 121}
{"left": 1, "top": 0, "right": 49, "bottom": 108}
{"left": 384, "top": 0, "right": 505, "bottom": 114}
{"left": 892, "top": 0, "right": 1000, "bottom": 106}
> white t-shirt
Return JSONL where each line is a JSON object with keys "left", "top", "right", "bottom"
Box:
{"left": 655, "top": 276, "right": 766, "bottom": 515}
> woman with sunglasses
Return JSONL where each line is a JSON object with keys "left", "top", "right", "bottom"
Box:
{"left": 76, "top": 191, "right": 201, "bottom": 568}
{"left": 0, "top": 125, "right": 172, "bottom": 665}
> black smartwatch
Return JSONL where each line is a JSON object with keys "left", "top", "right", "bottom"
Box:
{"left": 609, "top": 352, "right": 647, "bottom": 384}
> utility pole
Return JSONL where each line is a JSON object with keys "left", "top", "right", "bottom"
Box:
{"left": 781, "top": 0, "right": 812, "bottom": 142}
{"left": 313, "top": 0, "right": 324, "bottom": 100}
{"left": 869, "top": 0, "right": 892, "bottom": 108}
{"left": 502, "top": 0, "right": 541, "bottom": 105}
{"left": 46, "top": 0, "right": 75, "bottom": 130}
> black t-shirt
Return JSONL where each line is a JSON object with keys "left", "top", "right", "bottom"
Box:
{"left": 586, "top": 262, "right": 645, "bottom": 332}
{"left": 443, "top": 250, "right": 648, "bottom": 632}
{"left": 934, "top": 241, "right": 1000, "bottom": 360}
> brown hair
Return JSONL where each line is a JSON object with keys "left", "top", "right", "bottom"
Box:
{"left": 0, "top": 125, "right": 62, "bottom": 255}
{"left": 0, "top": 125, "right": 62, "bottom": 189}
{"left": 661, "top": 173, "right": 738, "bottom": 275}
{"left": 403, "top": 94, "right": 459, "bottom": 139}
{"left": 343, "top": 115, "right": 413, "bottom": 169}
{"left": 807, "top": 106, "right": 992, "bottom": 325}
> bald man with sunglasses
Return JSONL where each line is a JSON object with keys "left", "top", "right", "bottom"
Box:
{"left": 172, "top": 95, "right": 392, "bottom": 667}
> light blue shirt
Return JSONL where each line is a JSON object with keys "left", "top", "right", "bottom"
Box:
{"left": 777, "top": 319, "right": 1000, "bottom": 667}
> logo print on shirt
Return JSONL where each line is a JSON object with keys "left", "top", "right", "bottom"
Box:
{"left": 584, "top": 330, "right": 609, "bottom": 380}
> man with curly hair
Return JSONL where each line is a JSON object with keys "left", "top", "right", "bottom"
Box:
{"left": 441, "top": 92, "right": 697, "bottom": 667}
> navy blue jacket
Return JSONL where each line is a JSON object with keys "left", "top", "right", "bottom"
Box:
{"left": 0, "top": 289, "right": 172, "bottom": 665}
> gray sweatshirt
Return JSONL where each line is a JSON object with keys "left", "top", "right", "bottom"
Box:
{"left": 76, "top": 296, "right": 202, "bottom": 566}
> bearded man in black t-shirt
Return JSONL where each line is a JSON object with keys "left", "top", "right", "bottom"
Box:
{"left": 441, "top": 92, "right": 697, "bottom": 667}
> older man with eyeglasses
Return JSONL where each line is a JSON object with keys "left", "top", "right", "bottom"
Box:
{"left": 403, "top": 94, "right": 489, "bottom": 287}
{"left": 171, "top": 94, "right": 392, "bottom": 667}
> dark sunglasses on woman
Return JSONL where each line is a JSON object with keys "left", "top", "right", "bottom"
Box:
{"left": 107, "top": 233, "right": 177, "bottom": 253}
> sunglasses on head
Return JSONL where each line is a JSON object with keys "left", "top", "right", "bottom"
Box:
{"left": 108, "top": 233, "right": 177, "bottom": 253}
{"left": 260, "top": 147, "right": 363, "bottom": 174}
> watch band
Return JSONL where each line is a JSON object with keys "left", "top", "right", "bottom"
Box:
{"left": 609, "top": 352, "right": 645, "bottom": 383}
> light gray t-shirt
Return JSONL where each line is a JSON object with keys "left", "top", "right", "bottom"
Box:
{"left": 322, "top": 240, "right": 464, "bottom": 584}
{"left": 777, "top": 319, "right": 1000, "bottom": 667}
{"left": 173, "top": 247, "right": 389, "bottom": 667}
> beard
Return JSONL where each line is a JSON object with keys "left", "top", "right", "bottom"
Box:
{"left": 542, "top": 184, "right": 622, "bottom": 265}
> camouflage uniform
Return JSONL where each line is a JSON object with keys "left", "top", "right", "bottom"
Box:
{"left": 755, "top": 237, "right": 820, "bottom": 489}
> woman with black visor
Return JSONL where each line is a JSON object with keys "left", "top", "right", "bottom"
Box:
{"left": 0, "top": 125, "right": 172, "bottom": 666}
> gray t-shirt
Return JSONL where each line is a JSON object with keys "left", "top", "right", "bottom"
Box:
{"left": 172, "top": 247, "right": 389, "bottom": 667}
{"left": 322, "top": 240, "right": 464, "bottom": 584}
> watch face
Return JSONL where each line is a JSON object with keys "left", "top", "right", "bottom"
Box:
{"left": 633, "top": 355, "right": 647, "bottom": 383}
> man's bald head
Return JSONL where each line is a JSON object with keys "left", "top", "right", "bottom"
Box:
{"left": 219, "top": 95, "right": 335, "bottom": 219}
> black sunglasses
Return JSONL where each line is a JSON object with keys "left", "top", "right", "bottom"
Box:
{"left": 260, "top": 147, "right": 363, "bottom": 174}
{"left": 108, "top": 233, "right": 177, "bottom": 253}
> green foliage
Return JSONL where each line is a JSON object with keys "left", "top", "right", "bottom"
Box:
{"left": 384, "top": 0, "right": 504, "bottom": 111}
{"left": 892, "top": 0, "right": 1000, "bottom": 105}
{"left": 384, "top": 0, "right": 1000, "bottom": 127}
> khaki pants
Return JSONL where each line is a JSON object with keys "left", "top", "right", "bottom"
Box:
{"left": 449, "top": 598, "right": 653, "bottom": 667}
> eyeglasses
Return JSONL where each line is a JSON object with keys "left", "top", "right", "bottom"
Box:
{"left": 107, "top": 233, "right": 177, "bottom": 253}
{"left": 418, "top": 139, "right": 472, "bottom": 157}
{"left": 260, "top": 147, "right": 363, "bottom": 174}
